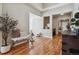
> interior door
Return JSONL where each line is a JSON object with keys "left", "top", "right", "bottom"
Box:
{"left": 29, "top": 13, "right": 42, "bottom": 36}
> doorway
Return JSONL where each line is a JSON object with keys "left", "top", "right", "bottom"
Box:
{"left": 52, "top": 12, "right": 72, "bottom": 36}
{"left": 29, "top": 13, "right": 42, "bottom": 36}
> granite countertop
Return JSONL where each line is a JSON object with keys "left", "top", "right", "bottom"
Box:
{"left": 62, "top": 30, "right": 76, "bottom": 36}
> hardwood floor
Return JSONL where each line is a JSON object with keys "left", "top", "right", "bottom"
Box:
{"left": 53, "top": 35, "right": 62, "bottom": 55}
{"left": 0, "top": 35, "right": 61, "bottom": 55}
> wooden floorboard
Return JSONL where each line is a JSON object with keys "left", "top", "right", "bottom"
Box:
{"left": 0, "top": 36, "right": 61, "bottom": 55}
{"left": 53, "top": 35, "right": 62, "bottom": 55}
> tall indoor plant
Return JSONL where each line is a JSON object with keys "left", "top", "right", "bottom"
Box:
{"left": 0, "top": 14, "right": 17, "bottom": 53}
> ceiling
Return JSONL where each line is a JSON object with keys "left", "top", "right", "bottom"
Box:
{"left": 43, "top": 3, "right": 59, "bottom": 8}
{"left": 26, "top": 3, "right": 70, "bottom": 12}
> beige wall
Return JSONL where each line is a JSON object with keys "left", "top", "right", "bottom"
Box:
{"left": 0, "top": 3, "right": 2, "bottom": 16}
{"left": 2, "top": 3, "right": 42, "bottom": 37}
{"left": 0, "top": 3, "right": 2, "bottom": 51}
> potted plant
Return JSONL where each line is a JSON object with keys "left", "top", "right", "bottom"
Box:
{"left": 71, "top": 12, "right": 79, "bottom": 36}
{"left": 74, "top": 12, "right": 79, "bottom": 36}
{"left": 74, "top": 12, "right": 79, "bottom": 19}
{"left": 71, "top": 18, "right": 76, "bottom": 32}
{"left": 0, "top": 14, "right": 17, "bottom": 53}
{"left": 74, "top": 20, "right": 79, "bottom": 36}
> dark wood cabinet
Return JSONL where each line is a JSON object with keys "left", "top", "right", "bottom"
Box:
{"left": 62, "top": 31, "right": 79, "bottom": 55}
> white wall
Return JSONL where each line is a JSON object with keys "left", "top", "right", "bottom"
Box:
{"left": 0, "top": 3, "right": 2, "bottom": 16}
{"left": 42, "top": 4, "right": 74, "bottom": 37}
{"left": 2, "top": 3, "right": 42, "bottom": 37}
{"left": 0, "top": 3, "right": 2, "bottom": 51}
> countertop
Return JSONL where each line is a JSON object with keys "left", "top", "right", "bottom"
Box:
{"left": 62, "top": 30, "right": 76, "bottom": 36}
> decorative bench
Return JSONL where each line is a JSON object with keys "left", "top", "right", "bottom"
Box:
{"left": 11, "top": 34, "right": 31, "bottom": 47}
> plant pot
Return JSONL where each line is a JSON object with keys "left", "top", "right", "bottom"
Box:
{"left": 1, "top": 44, "right": 11, "bottom": 53}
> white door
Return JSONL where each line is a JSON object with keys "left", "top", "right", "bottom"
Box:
{"left": 29, "top": 13, "right": 42, "bottom": 36}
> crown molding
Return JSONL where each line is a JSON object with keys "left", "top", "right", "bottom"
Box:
{"left": 26, "top": 3, "right": 70, "bottom": 12}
